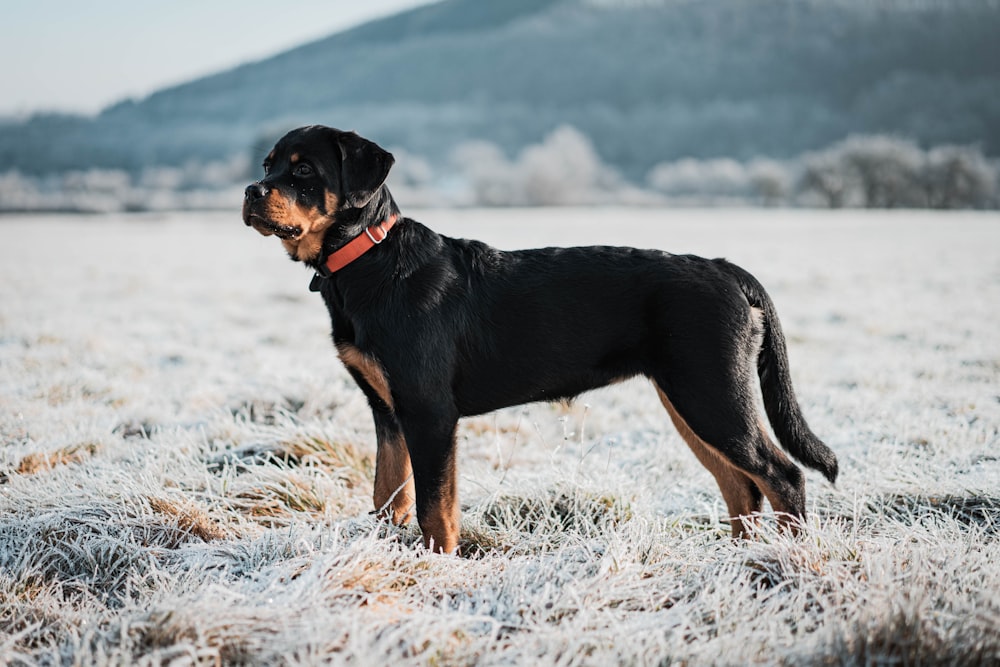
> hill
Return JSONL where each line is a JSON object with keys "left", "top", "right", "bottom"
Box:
{"left": 1, "top": 0, "right": 998, "bottom": 180}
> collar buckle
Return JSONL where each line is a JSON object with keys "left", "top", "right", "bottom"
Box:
{"left": 365, "top": 223, "right": 389, "bottom": 244}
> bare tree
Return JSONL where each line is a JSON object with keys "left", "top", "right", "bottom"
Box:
{"left": 923, "top": 145, "right": 997, "bottom": 209}
{"left": 747, "top": 158, "right": 792, "bottom": 207}
{"left": 837, "top": 136, "right": 925, "bottom": 208}
{"left": 798, "top": 150, "right": 858, "bottom": 208}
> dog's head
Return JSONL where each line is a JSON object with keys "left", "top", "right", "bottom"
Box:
{"left": 242, "top": 125, "right": 394, "bottom": 262}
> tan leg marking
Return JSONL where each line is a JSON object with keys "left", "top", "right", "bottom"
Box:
{"left": 745, "top": 421, "right": 802, "bottom": 535}
{"left": 336, "top": 344, "right": 414, "bottom": 525}
{"left": 655, "top": 385, "right": 763, "bottom": 538}
{"left": 419, "top": 453, "right": 460, "bottom": 554}
{"left": 373, "top": 432, "right": 415, "bottom": 525}
{"left": 336, "top": 343, "right": 394, "bottom": 410}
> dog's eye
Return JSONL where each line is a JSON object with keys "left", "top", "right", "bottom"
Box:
{"left": 262, "top": 161, "right": 271, "bottom": 175}
{"left": 293, "top": 164, "right": 313, "bottom": 178}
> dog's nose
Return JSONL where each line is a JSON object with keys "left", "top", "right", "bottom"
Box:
{"left": 245, "top": 183, "right": 268, "bottom": 202}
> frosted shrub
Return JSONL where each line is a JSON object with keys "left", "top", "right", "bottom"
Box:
{"left": 450, "top": 140, "right": 524, "bottom": 206}
{"left": 797, "top": 135, "right": 927, "bottom": 209}
{"left": 924, "top": 144, "right": 997, "bottom": 209}
{"left": 451, "top": 126, "right": 627, "bottom": 206}
{"left": 520, "top": 125, "right": 606, "bottom": 205}
{"left": 798, "top": 149, "right": 861, "bottom": 208}
{"left": 837, "top": 135, "right": 925, "bottom": 208}
{"left": 60, "top": 168, "right": 132, "bottom": 195}
{"left": 647, "top": 157, "right": 750, "bottom": 200}
{"left": 0, "top": 170, "right": 42, "bottom": 211}
{"left": 385, "top": 147, "right": 438, "bottom": 207}
{"left": 797, "top": 135, "right": 998, "bottom": 209}
{"left": 747, "top": 158, "right": 792, "bottom": 206}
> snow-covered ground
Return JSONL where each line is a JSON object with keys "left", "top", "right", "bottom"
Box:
{"left": 2, "top": 208, "right": 998, "bottom": 665}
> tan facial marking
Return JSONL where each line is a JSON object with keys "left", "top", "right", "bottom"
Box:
{"left": 290, "top": 153, "right": 300, "bottom": 164}
{"left": 336, "top": 342, "right": 393, "bottom": 409}
{"left": 276, "top": 195, "right": 338, "bottom": 262}
{"left": 249, "top": 189, "right": 301, "bottom": 241}
{"left": 325, "top": 190, "right": 339, "bottom": 215}
{"left": 373, "top": 432, "right": 415, "bottom": 525}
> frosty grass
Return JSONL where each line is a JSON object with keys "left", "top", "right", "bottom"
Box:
{"left": 1, "top": 208, "right": 999, "bottom": 665}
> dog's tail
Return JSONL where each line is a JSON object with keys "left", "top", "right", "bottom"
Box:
{"left": 721, "top": 261, "right": 838, "bottom": 484}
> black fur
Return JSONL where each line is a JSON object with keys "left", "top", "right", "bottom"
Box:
{"left": 243, "top": 125, "right": 837, "bottom": 552}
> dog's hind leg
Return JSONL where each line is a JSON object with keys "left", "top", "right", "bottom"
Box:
{"left": 650, "top": 292, "right": 808, "bottom": 534}
{"left": 655, "top": 385, "right": 763, "bottom": 537}
{"left": 653, "top": 372, "right": 806, "bottom": 535}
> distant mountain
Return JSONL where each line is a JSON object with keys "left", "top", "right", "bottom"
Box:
{"left": 2, "top": 0, "right": 998, "bottom": 179}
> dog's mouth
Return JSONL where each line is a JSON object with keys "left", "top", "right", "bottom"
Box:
{"left": 243, "top": 210, "right": 302, "bottom": 240}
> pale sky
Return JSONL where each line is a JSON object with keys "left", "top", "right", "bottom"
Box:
{"left": 0, "top": 0, "right": 437, "bottom": 117}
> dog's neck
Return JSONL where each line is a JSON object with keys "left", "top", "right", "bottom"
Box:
{"left": 310, "top": 187, "right": 401, "bottom": 276}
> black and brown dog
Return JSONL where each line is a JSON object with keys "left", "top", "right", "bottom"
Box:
{"left": 243, "top": 125, "right": 837, "bottom": 553}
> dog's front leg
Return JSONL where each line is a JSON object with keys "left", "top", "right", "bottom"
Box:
{"left": 398, "top": 407, "right": 461, "bottom": 554}
{"left": 335, "top": 343, "right": 416, "bottom": 525}
{"left": 371, "top": 410, "right": 415, "bottom": 525}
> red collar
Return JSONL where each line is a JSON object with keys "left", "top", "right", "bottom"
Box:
{"left": 322, "top": 214, "right": 398, "bottom": 274}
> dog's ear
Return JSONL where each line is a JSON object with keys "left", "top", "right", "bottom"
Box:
{"left": 336, "top": 131, "right": 394, "bottom": 208}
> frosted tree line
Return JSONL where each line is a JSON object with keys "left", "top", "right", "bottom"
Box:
{"left": 1, "top": 128, "right": 996, "bottom": 213}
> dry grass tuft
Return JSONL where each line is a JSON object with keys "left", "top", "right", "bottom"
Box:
{"left": 209, "top": 437, "right": 373, "bottom": 486}
{"left": 803, "top": 605, "right": 1000, "bottom": 666}
{"left": 209, "top": 437, "right": 374, "bottom": 527}
{"left": 14, "top": 443, "right": 99, "bottom": 476}
{"left": 147, "top": 497, "right": 231, "bottom": 542}
{"left": 229, "top": 397, "right": 306, "bottom": 425}
{"left": 481, "top": 486, "right": 633, "bottom": 533}
{"left": 875, "top": 493, "right": 1000, "bottom": 531}
{"left": 228, "top": 473, "right": 334, "bottom": 526}
{"left": 129, "top": 609, "right": 266, "bottom": 665}
{"left": 466, "top": 485, "right": 635, "bottom": 554}
{"left": 278, "top": 437, "right": 374, "bottom": 485}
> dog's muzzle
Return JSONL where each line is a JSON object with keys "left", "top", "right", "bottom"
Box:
{"left": 243, "top": 183, "right": 268, "bottom": 227}
{"left": 242, "top": 184, "right": 302, "bottom": 239}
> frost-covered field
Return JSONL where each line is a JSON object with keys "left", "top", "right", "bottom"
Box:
{"left": 2, "top": 208, "right": 999, "bottom": 665}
